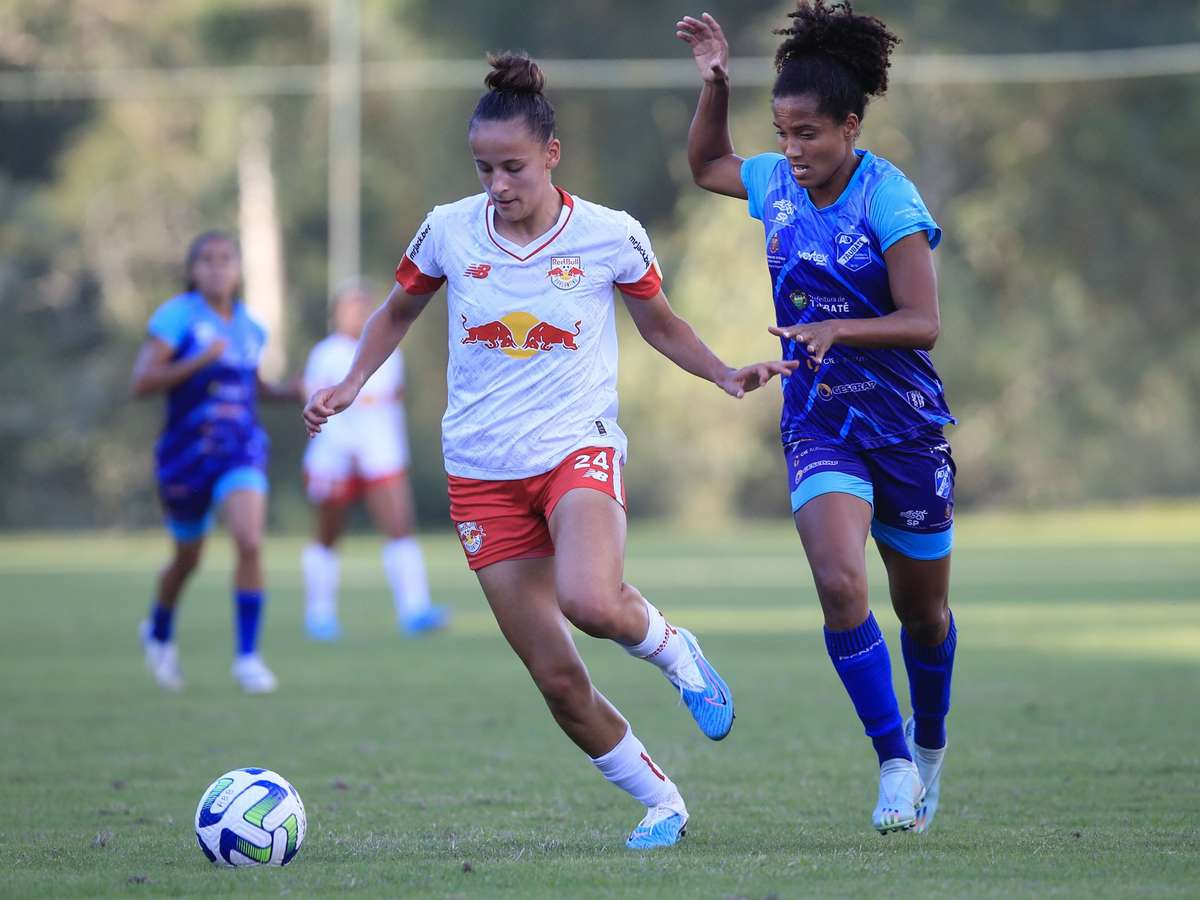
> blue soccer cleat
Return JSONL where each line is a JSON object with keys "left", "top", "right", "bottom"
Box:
{"left": 668, "top": 627, "right": 735, "bottom": 741}
{"left": 625, "top": 803, "right": 689, "bottom": 850}
{"left": 904, "top": 717, "right": 946, "bottom": 833}
{"left": 400, "top": 605, "right": 451, "bottom": 637}
{"left": 305, "top": 613, "right": 341, "bottom": 642}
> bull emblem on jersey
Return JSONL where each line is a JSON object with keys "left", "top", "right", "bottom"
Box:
{"left": 460, "top": 314, "right": 517, "bottom": 349}
{"left": 547, "top": 256, "right": 584, "bottom": 290}
{"left": 523, "top": 320, "right": 582, "bottom": 351}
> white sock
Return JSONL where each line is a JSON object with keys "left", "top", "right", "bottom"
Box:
{"left": 590, "top": 725, "right": 684, "bottom": 811}
{"left": 621, "top": 600, "right": 703, "bottom": 690}
{"left": 382, "top": 537, "right": 431, "bottom": 621}
{"left": 302, "top": 543, "right": 340, "bottom": 620}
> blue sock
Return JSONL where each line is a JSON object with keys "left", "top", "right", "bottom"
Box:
{"left": 150, "top": 602, "right": 175, "bottom": 643}
{"left": 901, "top": 611, "right": 957, "bottom": 750}
{"left": 234, "top": 590, "right": 264, "bottom": 657}
{"left": 825, "top": 612, "right": 911, "bottom": 765}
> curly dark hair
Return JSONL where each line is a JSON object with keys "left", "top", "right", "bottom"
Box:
{"left": 469, "top": 52, "right": 556, "bottom": 143}
{"left": 772, "top": 1, "right": 900, "bottom": 122}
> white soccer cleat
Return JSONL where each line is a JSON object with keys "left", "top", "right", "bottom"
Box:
{"left": 904, "top": 717, "right": 946, "bottom": 833}
{"left": 232, "top": 654, "right": 278, "bottom": 694}
{"left": 140, "top": 621, "right": 184, "bottom": 692}
{"left": 872, "top": 757, "right": 924, "bottom": 834}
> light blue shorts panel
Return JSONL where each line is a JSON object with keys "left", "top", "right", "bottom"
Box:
{"left": 871, "top": 519, "right": 954, "bottom": 560}
{"left": 212, "top": 466, "right": 269, "bottom": 506}
{"left": 790, "top": 470, "right": 875, "bottom": 514}
{"left": 165, "top": 467, "right": 268, "bottom": 542}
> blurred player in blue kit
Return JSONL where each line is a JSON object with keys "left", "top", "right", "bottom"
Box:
{"left": 131, "top": 231, "right": 300, "bottom": 694}
{"left": 679, "top": 1, "right": 959, "bottom": 833}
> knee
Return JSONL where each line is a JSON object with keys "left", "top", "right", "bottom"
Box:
{"left": 559, "top": 587, "right": 624, "bottom": 638}
{"left": 233, "top": 532, "right": 263, "bottom": 561}
{"left": 531, "top": 662, "right": 592, "bottom": 715}
{"left": 170, "top": 546, "right": 203, "bottom": 577}
{"left": 812, "top": 563, "right": 867, "bottom": 618}
{"left": 902, "top": 606, "right": 950, "bottom": 646}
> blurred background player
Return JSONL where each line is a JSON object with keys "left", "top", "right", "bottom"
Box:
{"left": 679, "top": 2, "right": 958, "bottom": 834}
{"left": 132, "top": 231, "right": 299, "bottom": 694}
{"left": 305, "top": 53, "right": 795, "bottom": 849}
{"left": 300, "top": 280, "right": 448, "bottom": 639}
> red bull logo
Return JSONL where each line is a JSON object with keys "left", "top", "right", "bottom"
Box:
{"left": 460, "top": 314, "right": 517, "bottom": 349}
{"left": 457, "top": 520, "right": 485, "bottom": 555}
{"left": 460, "top": 311, "right": 582, "bottom": 359}
{"left": 523, "top": 320, "right": 581, "bottom": 351}
{"left": 547, "top": 256, "right": 584, "bottom": 290}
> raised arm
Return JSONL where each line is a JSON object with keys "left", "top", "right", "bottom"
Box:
{"left": 622, "top": 289, "right": 796, "bottom": 398}
{"left": 302, "top": 284, "right": 434, "bottom": 435}
{"left": 676, "top": 13, "right": 747, "bottom": 198}
{"left": 130, "top": 336, "right": 225, "bottom": 397}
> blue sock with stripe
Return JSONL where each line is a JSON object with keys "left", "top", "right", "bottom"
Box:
{"left": 825, "top": 612, "right": 911, "bottom": 765}
{"left": 149, "top": 602, "right": 175, "bottom": 643}
{"left": 234, "top": 590, "right": 264, "bottom": 657}
{"left": 901, "top": 611, "right": 957, "bottom": 750}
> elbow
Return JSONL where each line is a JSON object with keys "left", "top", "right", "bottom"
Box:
{"left": 919, "top": 321, "right": 940, "bottom": 350}
{"left": 130, "top": 378, "right": 150, "bottom": 398}
{"left": 688, "top": 158, "right": 719, "bottom": 190}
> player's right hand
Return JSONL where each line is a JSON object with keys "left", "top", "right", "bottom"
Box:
{"left": 303, "top": 381, "right": 358, "bottom": 437}
{"left": 676, "top": 13, "right": 730, "bottom": 83}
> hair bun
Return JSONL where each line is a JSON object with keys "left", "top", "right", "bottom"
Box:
{"left": 484, "top": 52, "right": 546, "bottom": 95}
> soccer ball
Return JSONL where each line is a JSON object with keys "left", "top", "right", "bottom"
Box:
{"left": 194, "top": 768, "right": 306, "bottom": 867}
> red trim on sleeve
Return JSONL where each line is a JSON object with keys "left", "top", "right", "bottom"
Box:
{"left": 395, "top": 256, "right": 446, "bottom": 295}
{"left": 615, "top": 262, "right": 662, "bottom": 300}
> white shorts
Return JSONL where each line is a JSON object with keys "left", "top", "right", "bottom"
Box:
{"left": 302, "top": 404, "right": 410, "bottom": 504}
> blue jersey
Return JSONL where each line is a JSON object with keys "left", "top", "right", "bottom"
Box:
{"left": 742, "top": 149, "right": 955, "bottom": 450}
{"left": 147, "top": 292, "right": 269, "bottom": 484}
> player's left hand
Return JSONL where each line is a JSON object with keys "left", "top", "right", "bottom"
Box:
{"left": 717, "top": 359, "right": 800, "bottom": 398}
{"left": 769, "top": 321, "right": 841, "bottom": 366}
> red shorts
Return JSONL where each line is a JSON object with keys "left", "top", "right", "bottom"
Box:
{"left": 303, "top": 469, "right": 405, "bottom": 506}
{"left": 448, "top": 446, "right": 626, "bottom": 570}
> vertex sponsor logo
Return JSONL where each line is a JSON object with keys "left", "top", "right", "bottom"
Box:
{"left": 798, "top": 249, "right": 829, "bottom": 266}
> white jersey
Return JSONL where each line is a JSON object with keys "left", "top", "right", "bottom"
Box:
{"left": 396, "top": 190, "right": 661, "bottom": 480}
{"left": 303, "top": 334, "right": 409, "bottom": 480}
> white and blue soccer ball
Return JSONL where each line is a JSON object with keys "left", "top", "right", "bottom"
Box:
{"left": 194, "top": 768, "right": 306, "bottom": 867}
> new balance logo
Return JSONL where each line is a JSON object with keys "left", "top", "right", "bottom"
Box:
{"left": 464, "top": 263, "right": 491, "bottom": 279}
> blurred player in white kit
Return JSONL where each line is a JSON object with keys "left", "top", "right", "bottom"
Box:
{"left": 301, "top": 282, "right": 449, "bottom": 640}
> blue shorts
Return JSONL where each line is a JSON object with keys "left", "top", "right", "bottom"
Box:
{"left": 785, "top": 432, "right": 955, "bottom": 560}
{"left": 158, "top": 465, "right": 268, "bottom": 542}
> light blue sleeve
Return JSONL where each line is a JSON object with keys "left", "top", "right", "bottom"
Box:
{"left": 867, "top": 176, "right": 941, "bottom": 252}
{"left": 146, "top": 296, "right": 193, "bottom": 350}
{"left": 740, "top": 153, "right": 786, "bottom": 221}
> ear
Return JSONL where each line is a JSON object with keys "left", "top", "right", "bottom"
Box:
{"left": 545, "top": 137, "right": 562, "bottom": 171}
{"left": 843, "top": 113, "right": 861, "bottom": 143}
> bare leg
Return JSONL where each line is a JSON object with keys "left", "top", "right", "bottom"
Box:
{"left": 476, "top": 556, "right": 627, "bottom": 757}
{"left": 547, "top": 488, "right": 648, "bottom": 644}
{"left": 363, "top": 475, "right": 415, "bottom": 540}
{"left": 793, "top": 492, "right": 873, "bottom": 629}
{"left": 223, "top": 489, "right": 266, "bottom": 592}
{"left": 155, "top": 537, "right": 205, "bottom": 609}
{"left": 878, "top": 544, "right": 951, "bottom": 646}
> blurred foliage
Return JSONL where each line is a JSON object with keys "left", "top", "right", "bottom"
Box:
{"left": 1, "top": 0, "right": 1198, "bottom": 529}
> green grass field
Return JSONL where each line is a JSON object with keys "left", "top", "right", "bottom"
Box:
{"left": 1, "top": 505, "right": 1198, "bottom": 898}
